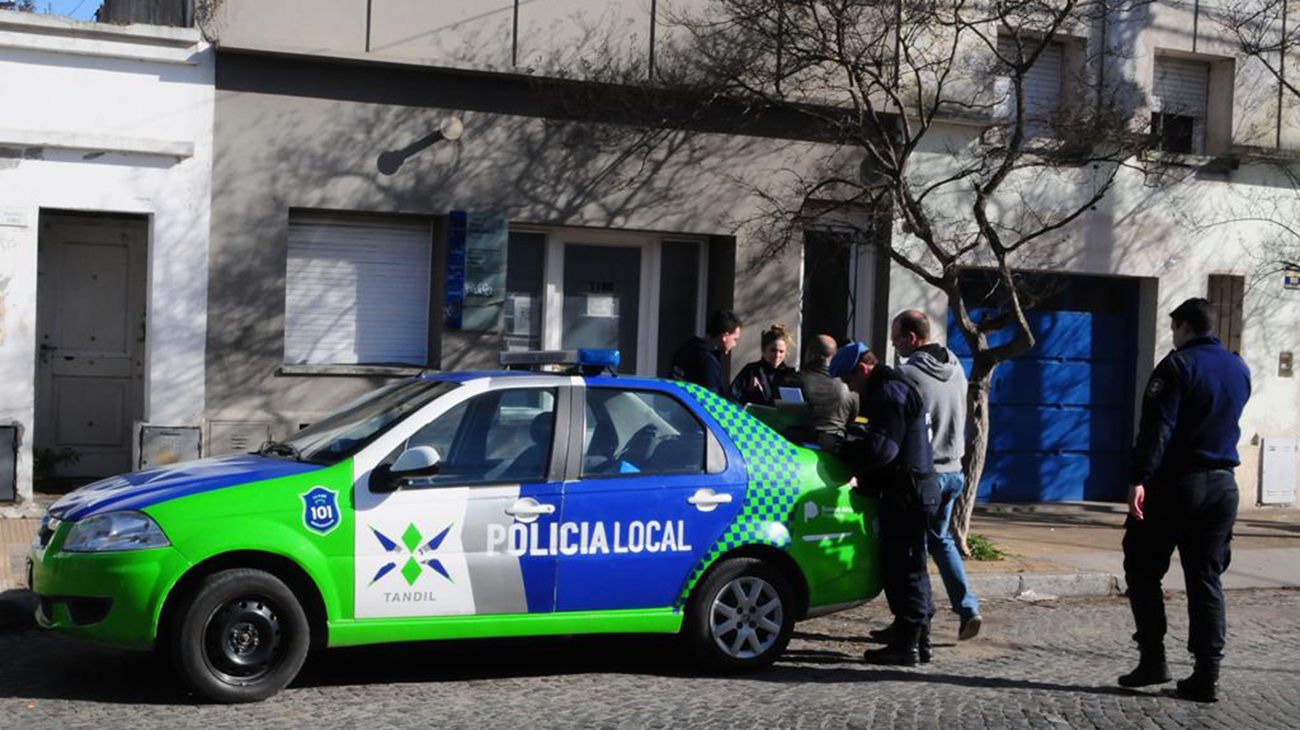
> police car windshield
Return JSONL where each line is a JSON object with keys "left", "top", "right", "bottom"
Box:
{"left": 278, "top": 380, "right": 457, "bottom": 465}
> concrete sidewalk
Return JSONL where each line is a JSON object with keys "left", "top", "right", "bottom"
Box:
{"left": 948, "top": 501, "right": 1300, "bottom": 601}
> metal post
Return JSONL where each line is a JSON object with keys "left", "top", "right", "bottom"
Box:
{"left": 649, "top": 0, "right": 658, "bottom": 81}
{"left": 365, "top": 0, "right": 372, "bottom": 52}
{"left": 1280, "top": 2, "right": 1289, "bottom": 148}
{"left": 893, "top": 0, "right": 902, "bottom": 91}
{"left": 1192, "top": 0, "right": 1200, "bottom": 52}
{"left": 776, "top": 1, "right": 784, "bottom": 95}
{"left": 512, "top": 0, "right": 520, "bottom": 67}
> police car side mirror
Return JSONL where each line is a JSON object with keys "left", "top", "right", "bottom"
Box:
{"left": 372, "top": 446, "right": 442, "bottom": 493}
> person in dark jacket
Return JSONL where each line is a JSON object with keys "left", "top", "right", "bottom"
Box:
{"left": 1118, "top": 298, "right": 1251, "bottom": 703}
{"left": 801, "top": 335, "right": 858, "bottom": 451}
{"left": 670, "top": 309, "right": 742, "bottom": 398}
{"left": 848, "top": 361, "right": 941, "bottom": 666}
{"left": 730, "top": 323, "right": 799, "bottom": 406}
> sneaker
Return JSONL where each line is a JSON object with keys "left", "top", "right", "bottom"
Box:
{"left": 958, "top": 614, "right": 982, "bottom": 641}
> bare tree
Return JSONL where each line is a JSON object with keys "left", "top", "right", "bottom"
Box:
{"left": 1215, "top": 1, "right": 1300, "bottom": 274}
{"left": 606, "top": 0, "right": 1159, "bottom": 551}
{"left": 1223, "top": 0, "right": 1298, "bottom": 100}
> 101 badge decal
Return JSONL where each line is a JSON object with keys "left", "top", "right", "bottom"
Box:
{"left": 301, "top": 486, "right": 341, "bottom": 535}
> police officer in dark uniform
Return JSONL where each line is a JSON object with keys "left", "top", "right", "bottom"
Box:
{"left": 849, "top": 358, "right": 941, "bottom": 665}
{"left": 669, "top": 309, "right": 743, "bottom": 399}
{"left": 1119, "top": 298, "right": 1251, "bottom": 703}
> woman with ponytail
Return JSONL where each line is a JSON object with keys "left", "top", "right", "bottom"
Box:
{"left": 730, "top": 323, "right": 799, "bottom": 406}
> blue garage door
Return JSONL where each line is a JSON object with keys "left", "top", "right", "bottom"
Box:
{"left": 949, "top": 276, "right": 1138, "bottom": 502}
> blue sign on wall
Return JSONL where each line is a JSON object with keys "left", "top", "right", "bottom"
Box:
{"left": 444, "top": 211, "right": 509, "bottom": 332}
{"left": 444, "top": 211, "right": 467, "bottom": 330}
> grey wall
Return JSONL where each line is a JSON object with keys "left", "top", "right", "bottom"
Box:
{"left": 207, "top": 51, "right": 825, "bottom": 437}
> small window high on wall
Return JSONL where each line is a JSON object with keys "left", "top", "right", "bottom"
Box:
{"left": 284, "top": 214, "right": 433, "bottom": 366}
{"left": 1153, "top": 57, "right": 1209, "bottom": 154}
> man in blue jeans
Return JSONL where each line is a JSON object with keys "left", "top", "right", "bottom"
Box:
{"left": 873, "top": 310, "right": 982, "bottom": 641}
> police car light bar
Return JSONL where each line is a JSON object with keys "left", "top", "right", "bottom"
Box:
{"left": 498, "top": 348, "right": 621, "bottom": 373}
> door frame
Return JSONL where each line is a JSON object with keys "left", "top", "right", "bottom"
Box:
{"left": 543, "top": 228, "right": 655, "bottom": 375}
{"left": 525, "top": 226, "right": 708, "bottom": 377}
{"left": 798, "top": 224, "right": 879, "bottom": 364}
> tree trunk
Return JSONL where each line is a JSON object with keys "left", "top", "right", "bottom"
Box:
{"left": 953, "top": 359, "right": 995, "bottom": 558}
{"left": 943, "top": 266, "right": 1033, "bottom": 557}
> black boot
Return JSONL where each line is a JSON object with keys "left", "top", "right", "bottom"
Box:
{"left": 1175, "top": 657, "right": 1219, "bottom": 703}
{"left": 918, "top": 622, "right": 932, "bottom": 664}
{"left": 1118, "top": 646, "right": 1171, "bottom": 688}
{"left": 868, "top": 619, "right": 903, "bottom": 643}
{"left": 864, "top": 624, "right": 922, "bottom": 666}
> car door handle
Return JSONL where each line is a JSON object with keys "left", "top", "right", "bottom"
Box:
{"left": 688, "top": 488, "right": 733, "bottom": 512}
{"left": 505, "top": 497, "right": 556, "bottom": 523}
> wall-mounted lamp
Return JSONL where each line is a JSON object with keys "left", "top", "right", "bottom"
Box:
{"left": 439, "top": 116, "right": 464, "bottom": 142}
{"left": 377, "top": 115, "right": 464, "bottom": 175}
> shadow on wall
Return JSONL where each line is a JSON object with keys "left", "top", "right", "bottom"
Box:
{"left": 206, "top": 17, "right": 797, "bottom": 437}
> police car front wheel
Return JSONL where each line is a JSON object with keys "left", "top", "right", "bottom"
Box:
{"left": 168, "top": 568, "right": 311, "bottom": 703}
{"left": 686, "top": 558, "right": 795, "bottom": 671}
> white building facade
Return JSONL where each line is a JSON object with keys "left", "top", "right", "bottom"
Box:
{"left": 193, "top": 0, "right": 1299, "bottom": 506}
{"left": 0, "top": 1, "right": 1293, "bottom": 509}
{"left": 0, "top": 10, "right": 213, "bottom": 510}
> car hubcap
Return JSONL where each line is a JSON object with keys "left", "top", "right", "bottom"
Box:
{"left": 710, "top": 576, "right": 783, "bottom": 659}
{"left": 205, "top": 596, "right": 284, "bottom": 683}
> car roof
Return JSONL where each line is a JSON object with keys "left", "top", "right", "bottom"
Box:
{"left": 418, "top": 370, "right": 682, "bottom": 392}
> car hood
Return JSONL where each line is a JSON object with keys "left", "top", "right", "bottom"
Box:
{"left": 49, "top": 454, "right": 325, "bottom": 521}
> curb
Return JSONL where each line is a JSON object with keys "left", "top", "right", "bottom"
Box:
{"left": 0, "top": 589, "right": 37, "bottom": 633}
{"left": 961, "top": 571, "right": 1123, "bottom": 600}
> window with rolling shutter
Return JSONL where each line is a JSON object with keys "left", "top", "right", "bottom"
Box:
{"left": 997, "top": 36, "right": 1064, "bottom": 126}
{"left": 285, "top": 215, "right": 433, "bottom": 366}
{"left": 1153, "top": 57, "right": 1209, "bottom": 154}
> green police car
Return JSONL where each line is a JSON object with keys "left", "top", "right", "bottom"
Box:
{"left": 30, "top": 352, "right": 881, "bottom": 702}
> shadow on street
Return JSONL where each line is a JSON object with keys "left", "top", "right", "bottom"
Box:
{"left": 2, "top": 624, "right": 1132, "bottom": 705}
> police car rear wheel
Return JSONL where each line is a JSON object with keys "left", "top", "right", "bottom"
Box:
{"left": 169, "top": 568, "right": 310, "bottom": 703}
{"left": 686, "top": 558, "right": 795, "bottom": 671}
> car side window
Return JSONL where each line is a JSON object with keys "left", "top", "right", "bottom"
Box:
{"left": 397, "top": 387, "right": 558, "bottom": 486}
{"left": 582, "top": 389, "right": 706, "bottom": 477}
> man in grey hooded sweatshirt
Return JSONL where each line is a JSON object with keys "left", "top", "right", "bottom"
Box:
{"left": 892, "top": 310, "right": 982, "bottom": 640}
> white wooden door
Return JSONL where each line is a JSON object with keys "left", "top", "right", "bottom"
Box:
{"left": 35, "top": 214, "right": 147, "bottom": 483}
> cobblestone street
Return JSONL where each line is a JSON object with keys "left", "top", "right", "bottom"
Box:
{"left": 1, "top": 589, "right": 1296, "bottom": 729}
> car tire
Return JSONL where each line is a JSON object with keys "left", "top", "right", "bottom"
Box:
{"left": 167, "top": 568, "right": 310, "bottom": 703}
{"left": 684, "top": 557, "right": 796, "bottom": 672}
